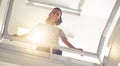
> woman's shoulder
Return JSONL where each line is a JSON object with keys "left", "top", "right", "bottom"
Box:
{"left": 55, "top": 26, "right": 61, "bottom": 30}
{"left": 55, "top": 27, "right": 64, "bottom": 33}
{"left": 36, "top": 23, "right": 47, "bottom": 28}
{"left": 37, "top": 23, "right": 45, "bottom": 26}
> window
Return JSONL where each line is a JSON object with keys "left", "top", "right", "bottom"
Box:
{"left": 26, "top": 0, "right": 85, "bottom": 15}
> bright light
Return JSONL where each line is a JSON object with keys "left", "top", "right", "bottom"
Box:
{"left": 118, "top": 62, "right": 120, "bottom": 66}
{"left": 17, "top": 27, "right": 29, "bottom": 35}
{"left": 104, "top": 47, "right": 110, "bottom": 56}
{"left": 26, "top": 29, "right": 46, "bottom": 43}
{"left": 17, "top": 27, "right": 47, "bottom": 43}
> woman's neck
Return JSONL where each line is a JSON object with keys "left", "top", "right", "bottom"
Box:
{"left": 46, "top": 20, "right": 55, "bottom": 26}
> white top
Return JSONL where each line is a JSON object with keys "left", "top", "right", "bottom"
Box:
{"left": 26, "top": 23, "right": 66, "bottom": 49}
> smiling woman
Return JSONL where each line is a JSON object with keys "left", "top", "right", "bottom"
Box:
{"left": 10, "top": 7, "right": 83, "bottom": 55}
{"left": 0, "top": 0, "right": 119, "bottom": 66}
{"left": 2, "top": 0, "right": 117, "bottom": 54}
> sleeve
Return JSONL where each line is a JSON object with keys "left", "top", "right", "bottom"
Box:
{"left": 59, "top": 29, "right": 67, "bottom": 40}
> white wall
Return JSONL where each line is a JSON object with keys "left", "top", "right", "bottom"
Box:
{"left": 105, "top": 17, "right": 120, "bottom": 66}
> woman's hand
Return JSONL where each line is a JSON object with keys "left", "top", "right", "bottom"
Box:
{"left": 77, "top": 48, "right": 83, "bottom": 51}
{"left": 76, "top": 48, "right": 84, "bottom": 56}
{"left": 12, "top": 34, "right": 19, "bottom": 36}
{"left": 12, "top": 34, "right": 25, "bottom": 37}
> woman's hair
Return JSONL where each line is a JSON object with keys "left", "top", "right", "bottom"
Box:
{"left": 46, "top": 7, "right": 62, "bottom": 25}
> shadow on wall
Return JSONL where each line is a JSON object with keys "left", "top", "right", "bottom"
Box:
{"left": 0, "top": 0, "right": 2, "bottom": 6}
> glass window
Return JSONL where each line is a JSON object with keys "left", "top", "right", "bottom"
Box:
{"left": 3, "top": 0, "right": 103, "bottom": 53}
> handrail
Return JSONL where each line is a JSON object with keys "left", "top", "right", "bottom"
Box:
{"left": 60, "top": 46, "right": 97, "bottom": 57}
{"left": 0, "top": 39, "right": 94, "bottom": 66}
{"left": 2, "top": 36, "right": 101, "bottom": 64}
{"left": 3, "top": 35, "right": 97, "bottom": 58}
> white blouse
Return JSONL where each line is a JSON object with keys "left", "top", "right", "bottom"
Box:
{"left": 27, "top": 23, "right": 66, "bottom": 49}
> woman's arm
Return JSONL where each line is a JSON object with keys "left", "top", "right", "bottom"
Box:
{"left": 62, "top": 38, "right": 83, "bottom": 51}
{"left": 62, "top": 38, "right": 75, "bottom": 48}
{"left": 59, "top": 29, "right": 83, "bottom": 51}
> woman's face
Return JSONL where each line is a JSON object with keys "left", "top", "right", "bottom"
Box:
{"left": 49, "top": 9, "right": 61, "bottom": 22}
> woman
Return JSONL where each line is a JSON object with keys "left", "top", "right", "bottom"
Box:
{"left": 37, "top": 7, "right": 83, "bottom": 55}
{"left": 13, "top": 7, "right": 83, "bottom": 55}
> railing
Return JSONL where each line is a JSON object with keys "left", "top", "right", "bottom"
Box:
{"left": 0, "top": 36, "right": 101, "bottom": 66}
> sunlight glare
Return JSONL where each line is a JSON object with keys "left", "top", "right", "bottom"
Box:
{"left": 26, "top": 29, "right": 46, "bottom": 43}
{"left": 17, "top": 27, "right": 29, "bottom": 35}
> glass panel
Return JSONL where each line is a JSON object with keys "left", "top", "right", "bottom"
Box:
{"left": 4, "top": 0, "right": 100, "bottom": 53}
{"left": 3, "top": 0, "right": 115, "bottom": 54}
